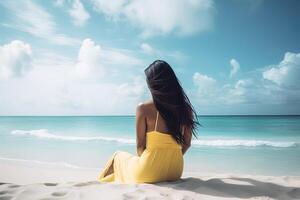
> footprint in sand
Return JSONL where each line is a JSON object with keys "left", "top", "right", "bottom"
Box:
{"left": 182, "top": 195, "right": 194, "bottom": 200}
{"left": 0, "top": 190, "right": 14, "bottom": 195}
{"left": 51, "top": 191, "right": 67, "bottom": 197}
{"left": 73, "top": 181, "right": 98, "bottom": 187}
{"left": 123, "top": 189, "right": 150, "bottom": 200}
{"left": 288, "top": 187, "right": 300, "bottom": 199}
{"left": 0, "top": 196, "right": 12, "bottom": 200}
{"left": 122, "top": 193, "right": 136, "bottom": 200}
{"left": 44, "top": 183, "right": 58, "bottom": 186}
{"left": 8, "top": 185, "right": 19, "bottom": 188}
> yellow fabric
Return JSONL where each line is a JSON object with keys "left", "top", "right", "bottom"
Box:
{"left": 98, "top": 131, "right": 183, "bottom": 183}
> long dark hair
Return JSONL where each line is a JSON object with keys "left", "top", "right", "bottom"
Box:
{"left": 144, "top": 60, "right": 199, "bottom": 144}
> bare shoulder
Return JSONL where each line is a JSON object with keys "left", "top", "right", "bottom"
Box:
{"left": 136, "top": 102, "right": 145, "bottom": 114}
{"left": 136, "top": 100, "right": 155, "bottom": 115}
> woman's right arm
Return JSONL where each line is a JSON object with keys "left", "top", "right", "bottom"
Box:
{"left": 182, "top": 126, "right": 192, "bottom": 155}
{"left": 136, "top": 104, "right": 147, "bottom": 156}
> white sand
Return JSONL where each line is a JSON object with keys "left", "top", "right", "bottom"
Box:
{"left": 0, "top": 159, "right": 300, "bottom": 200}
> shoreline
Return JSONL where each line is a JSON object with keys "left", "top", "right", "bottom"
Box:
{"left": 1, "top": 160, "right": 299, "bottom": 200}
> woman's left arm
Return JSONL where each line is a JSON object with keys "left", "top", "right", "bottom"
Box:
{"left": 182, "top": 126, "right": 192, "bottom": 155}
{"left": 136, "top": 104, "right": 147, "bottom": 156}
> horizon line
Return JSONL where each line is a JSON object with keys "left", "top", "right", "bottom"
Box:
{"left": 0, "top": 115, "right": 300, "bottom": 117}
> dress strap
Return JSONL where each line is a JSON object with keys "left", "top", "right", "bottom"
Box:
{"left": 154, "top": 111, "right": 159, "bottom": 131}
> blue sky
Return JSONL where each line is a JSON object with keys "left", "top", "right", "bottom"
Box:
{"left": 0, "top": 0, "right": 299, "bottom": 115}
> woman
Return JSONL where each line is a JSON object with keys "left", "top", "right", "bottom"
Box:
{"left": 98, "top": 60, "right": 199, "bottom": 183}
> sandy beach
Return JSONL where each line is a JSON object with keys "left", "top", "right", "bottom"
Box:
{"left": 1, "top": 0, "right": 300, "bottom": 199}
{"left": 1, "top": 159, "right": 299, "bottom": 200}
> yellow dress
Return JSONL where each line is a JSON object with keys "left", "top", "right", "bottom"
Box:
{"left": 98, "top": 112, "right": 183, "bottom": 183}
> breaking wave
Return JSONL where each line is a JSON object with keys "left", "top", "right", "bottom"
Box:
{"left": 11, "top": 129, "right": 298, "bottom": 148}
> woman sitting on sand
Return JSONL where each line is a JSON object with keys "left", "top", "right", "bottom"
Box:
{"left": 98, "top": 60, "right": 199, "bottom": 183}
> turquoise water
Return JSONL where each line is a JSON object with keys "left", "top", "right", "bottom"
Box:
{"left": 0, "top": 116, "right": 299, "bottom": 175}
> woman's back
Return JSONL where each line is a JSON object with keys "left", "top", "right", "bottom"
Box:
{"left": 140, "top": 103, "right": 183, "bottom": 181}
{"left": 141, "top": 130, "right": 183, "bottom": 182}
{"left": 142, "top": 101, "right": 171, "bottom": 135}
{"left": 98, "top": 102, "right": 184, "bottom": 183}
{"left": 98, "top": 60, "right": 197, "bottom": 183}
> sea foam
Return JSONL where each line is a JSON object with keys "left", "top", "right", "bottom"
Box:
{"left": 11, "top": 129, "right": 134, "bottom": 144}
{"left": 192, "top": 139, "right": 296, "bottom": 148}
{"left": 0, "top": 156, "right": 92, "bottom": 169}
{"left": 11, "top": 129, "right": 298, "bottom": 148}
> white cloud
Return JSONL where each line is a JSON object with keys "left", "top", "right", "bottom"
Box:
{"left": 74, "top": 38, "right": 144, "bottom": 79}
{"left": 0, "top": 40, "right": 33, "bottom": 79}
{"left": 224, "top": 79, "right": 263, "bottom": 104}
{"left": 101, "top": 47, "right": 143, "bottom": 66}
{"left": 53, "top": 0, "right": 64, "bottom": 7}
{"left": 74, "top": 39, "right": 104, "bottom": 79}
{"left": 230, "top": 58, "right": 240, "bottom": 78}
{"left": 0, "top": 40, "right": 148, "bottom": 115}
{"left": 140, "top": 43, "right": 154, "bottom": 55}
{"left": 68, "top": 0, "right": 90, "bottom": 26}
{"left": 91, "top": 0, "right": 215, "bottom": 37}
{"left": 192, "top": 72, "right": 249, "bottom": 105}
{"left": 192, "top": 72, "right": 266, "bottom": 105}
{"left": 192, "top": 72, "right": 218, "bottom": 103}
{"left": 117, "top": 76, "right": 146, "bottom": 98}
{"left": 1, "top": 1, "right": 80, "bottom": 46}
{"left": 193, "top": 72, "right": 217, "bottom": 91}
{"left": 192, "top": 69, "right": 288, "bottom": 106}
{"left": 193, "top": 53, "right": 300, "bottom": 107}
{"left": 139, "top": 42, "right": 186, "bottom": 63}
{"left": 263, "top": 52, "right": 300, "bottom": 88}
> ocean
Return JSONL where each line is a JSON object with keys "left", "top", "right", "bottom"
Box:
{"left": 0, "top": 116, "right": 299, "bottom": 176}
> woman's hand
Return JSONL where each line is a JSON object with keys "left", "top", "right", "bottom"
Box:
{"left": 182, "top": 126, "right": 192, "bottom": 155}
